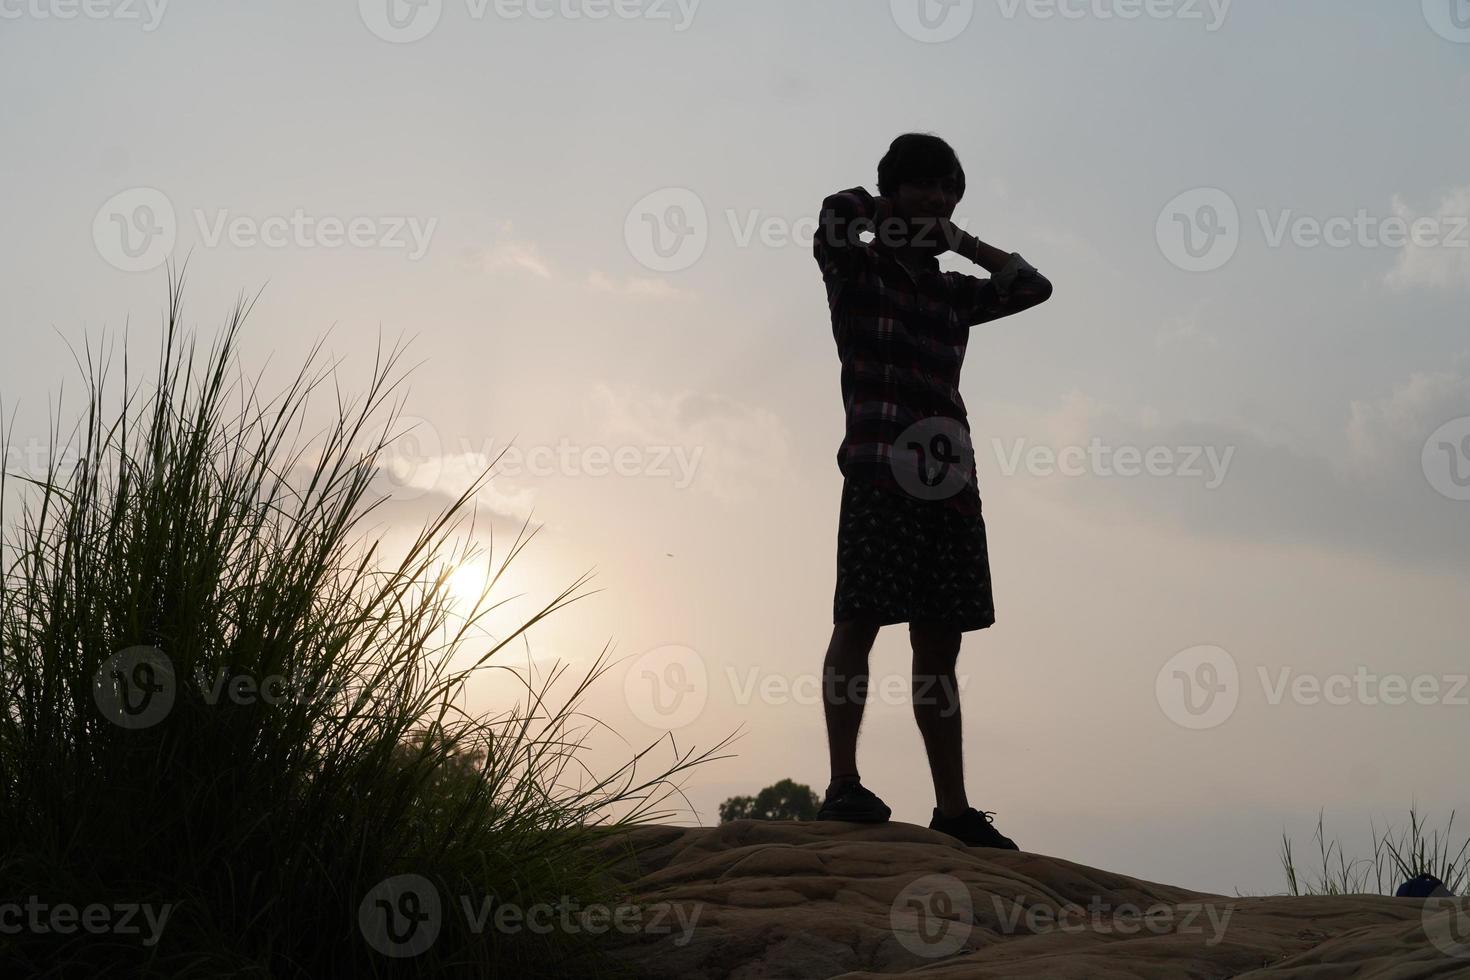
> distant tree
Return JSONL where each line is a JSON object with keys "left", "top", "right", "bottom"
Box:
{"left": 718, "top": 778, "right": 820, "bottom": 822}
{"left": 389, "top": 729, "right": 494, "bottom": 821}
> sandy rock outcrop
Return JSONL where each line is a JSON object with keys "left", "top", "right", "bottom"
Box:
{"left": 592, "top": 820, "right": 1470, "bottom": 979}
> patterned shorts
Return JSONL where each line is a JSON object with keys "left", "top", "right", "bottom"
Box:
{"left": 833, "top": 478, "right": 996, "bottom": 633}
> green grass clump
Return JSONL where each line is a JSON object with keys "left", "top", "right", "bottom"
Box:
{"left": 0, "top": 270, "right": 730, "bottom": 978}
{"left": 1280, "top": 806, "right": 1469, "bottom": 897}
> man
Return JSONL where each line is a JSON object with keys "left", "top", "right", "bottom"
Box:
{"left": 813, "top": 132, "right": 1053, "bottom": 849}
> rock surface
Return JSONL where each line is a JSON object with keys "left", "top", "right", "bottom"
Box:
{"left": 593, "top": 820, "right": 1470, "bottom": 979}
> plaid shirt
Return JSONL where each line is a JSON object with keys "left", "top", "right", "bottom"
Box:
{"left": 815, "top": 185, "right": 1053, "bottom": 516}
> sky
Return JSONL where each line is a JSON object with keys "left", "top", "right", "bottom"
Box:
{"left": 2, "top": 0, "right": 1469, "bottom": 897}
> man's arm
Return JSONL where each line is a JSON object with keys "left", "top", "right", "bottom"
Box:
{"left": 938, "top": 218, "right": 1054, "bottom": 326}
{"left": 814, "top": 186, "right": 891, "bottom": 288}
{"left": 943, "top": 221, "right": 1015, "bottom": 274}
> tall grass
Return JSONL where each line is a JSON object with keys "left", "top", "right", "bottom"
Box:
{"left": 1280, "top": 807, "right": 1469, "bottom": 897}
{"left": 0, "top": 271, "right": 731, "bottom": 978}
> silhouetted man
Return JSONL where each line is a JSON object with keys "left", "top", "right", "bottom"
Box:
{"left": 813, "top": 132, "right": 1053, "bottom": 849}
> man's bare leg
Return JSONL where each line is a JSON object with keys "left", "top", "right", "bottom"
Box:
{"left": 823, "top": 619, "right": 880, "bottom": 792}
{"left": 910, "top": 623, "right": 969, "bottom": 818}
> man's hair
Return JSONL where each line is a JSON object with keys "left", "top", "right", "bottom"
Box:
{"left": 877, "top": 133, "right": 966, "bottom": 201}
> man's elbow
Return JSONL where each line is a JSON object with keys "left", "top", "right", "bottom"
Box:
{"left": 1014, "top": 274, "right": 1054, "bottom": 311}
{"left": 817, "top": 197, "right": 863, "bottom": 251}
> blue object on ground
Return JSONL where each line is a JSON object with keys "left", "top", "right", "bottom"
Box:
{"left": 1395, "top": 873, "right": 1452, "bottom": 898}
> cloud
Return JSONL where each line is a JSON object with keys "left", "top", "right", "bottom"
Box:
{"left": 586, "top": 270, "right": 685, "bottom": 299}
{"left": 1156, "top": 301, "right": 1219, "bottom": 350}
{"left": 1346, "top": 367, "right": 1470, "bottom": 478}
{"left": 583, "top": 383, "right": 794, "bottom": 504}
{"left": 480, "top": 241, "right": 552, "bottom": 280}
{"left": 1383, "top": 186, "right": 1470, "bottom": 291}
{"left": 474, "top": 221, "right": 553, "bottom": 280}
{"left": 979, "top": 371, "right": 1470, "bottom": 572}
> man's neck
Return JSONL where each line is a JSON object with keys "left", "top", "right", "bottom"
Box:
{"left": 889, "top": 242, "right": 938, "bottom": 274}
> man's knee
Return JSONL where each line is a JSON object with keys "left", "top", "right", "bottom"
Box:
{"left": 832, "top": 618, "right": 881, "bottom": 650}
{"left": 909, "top": 623, "right": 961, "bottom": 664}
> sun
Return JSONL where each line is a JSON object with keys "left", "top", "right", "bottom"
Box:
{"left": 446, "top": 560, "right": 492, "bottom": 612}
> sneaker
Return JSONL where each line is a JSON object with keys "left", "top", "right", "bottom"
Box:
{"left": 929, "top": 806, "right": 1018, "bottom": 849}
{"left": 816, "top": 779, "right": 892, "bottom": 823}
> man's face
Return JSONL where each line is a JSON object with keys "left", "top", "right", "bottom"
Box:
{"left": 893, "top": 169, "right": 961, "bottom": 251}
{"left": 895, "top": 169, "right": 961, "bottom": 223}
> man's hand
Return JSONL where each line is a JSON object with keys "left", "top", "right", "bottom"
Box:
{"left": 933, "top": 215, "right": 1015, "bottom": 273}
{"left": 871, "top": 195, "right": 897, "bottom": 246}
{"left": 873, "top": 195, "right": 894, "bottom": 225}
